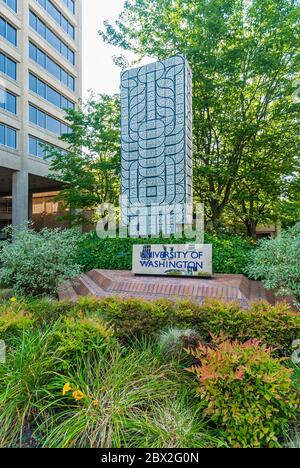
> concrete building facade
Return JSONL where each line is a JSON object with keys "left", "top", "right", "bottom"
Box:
{"left": 0, "top": 0, "right": 82, "bottom": 232}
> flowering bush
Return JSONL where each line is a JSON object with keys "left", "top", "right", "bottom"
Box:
{"left": 187, "top": 339, "right": 299, "bottom": 448}
{"left": 0, "top": 226, "right": 82, "bottom": 296}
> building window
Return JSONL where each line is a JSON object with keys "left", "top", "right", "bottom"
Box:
{"left": 28, "top": 134, "right": 65, "bottom": 159}
{"left": 28, "top": 135, "right": 48, "bottom": 158}
{"left": 0, "top": 123, "right": 17, "bottom": 149}
{"left": 0, "top": 88, "right": 16, "bottom": 114}
{"left": 29, "top": 104, "right": 71, "bottom": 136}
{"left": 0, "top": 17, "right": 17, "bottom": 46}
{"left": 29, "top": 11, "right": 75, "bottom": 65}
{"left": 0, "top": 52, "right": 17, "bottom": 80}
{"left": 62, "top": 0, "right": 75, "bottom": 14}
{"left": 29, "top": 42, "right": 75, "bottom": 91}
{"left": 29, "top": 73, "right": 75, "bottom": 111}
{"left": 35, "top": 0, "right": 75, "bottom": 39}
{"left": 2, "top": 0, "right": 17, "bottom": 13}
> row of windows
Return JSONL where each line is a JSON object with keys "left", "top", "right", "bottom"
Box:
{"left": 0, "top": 123, "right": 16, "bottom": 148}
{"left": 29, "top": 42, "right": 75, "bottom": 91}
{"left": 2, "top": 0, "right": 17, "bottom": 13}
{"left": 29, "top": 104, "right": 70, "bottom": 136}
{"left": 0, "top": 16, "right": 17, "bottom": 46}
{"left": 0, "top": 52, "right": 17, "bottom": 80}
{"left": 28, "top": 134, "right": 52, "bottom": 158}
{"left": 62, "top": 0, "right": 75, "bottom": 15}
{"left": 29, "top": 72, "right": 75, "bottom": 111}
{"left": 29, "top": 11, "right": 75, "bottom": 65}
{"left": 0, "top": 127, "right": 68, "bottom": 155}
{"left": 36, "top": 0, "right": 75, "bottom": 39}
{"left": 0, "top": 88, "right": 16, "bottom": 114}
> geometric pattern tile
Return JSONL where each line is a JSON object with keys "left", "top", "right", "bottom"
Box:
{"left": 120, "top": 55, "right": 193, "bottom": 233}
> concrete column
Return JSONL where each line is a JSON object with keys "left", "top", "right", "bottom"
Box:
{"left": 12, "top": 170, "right": 28, "bottom": 227}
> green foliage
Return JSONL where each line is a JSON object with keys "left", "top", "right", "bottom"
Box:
{"left": 284, "top": 426, "right": 300, "bottom": 448}
{"left": 158, "top": 327, "right": 200, "bottom": 361}
{"left": 0, "top": 295, "right": 298, "bottom": 448}
{"left": 40, "top": 346, "right": 181, "bottom": 448}
{"left": 48, "top": 316, "right": 114, "bottom": 367}
{"left": 246, "top": 223, "right": 300, "bottom": 302}
{"left": 76, "top": 232, "right": 253, "bottom": 275}
{"left": 0, "top": 289, "right": 14, "bottom": 302}
{"left": 187, "top": 339, "right": 299, "bottom": 448}
{"left": 124, "top": 390, "right": 226, "bottom": 448}
{"left": 47, "top": 94, "right": 120, "bottom": 225}
{"left": 0, "top": 226, "right": 82, "bottom": 296}
{"left": 0, "top": 307, "right": 34, "bottom": 341}
{"left": 2, "top": 296, "right": 299, "bottom": 355}
{"left": 0, "top": 328, "right": 58, "bottom": 447}
{"left": 71, "top": 296, "right": 300, "bottom": 355}
{"left": 198, "top": 300, "right": 300, "bottom": 356}
{"left": 101, "top": 0, "right": 300, "bottom": 232}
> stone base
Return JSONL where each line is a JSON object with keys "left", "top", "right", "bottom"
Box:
{"left": 59, "top": 269, "right": 278, "bottom": 308}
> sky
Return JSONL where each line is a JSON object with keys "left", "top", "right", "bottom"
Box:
{"left": 82, "top": 0, "right": 125, "bottom": 97}
{"left": 82, "top": 0, "right": 152, "bottom": 98}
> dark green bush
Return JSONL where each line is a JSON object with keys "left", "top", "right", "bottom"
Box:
{"left": 4, "top": 296, "right": 298, "bottom": 355}
{"left": 75, "top": 232, "right": 253, "bottom": 275}
{"left": 74, "top": 297, "right": 299, "bottom": 355}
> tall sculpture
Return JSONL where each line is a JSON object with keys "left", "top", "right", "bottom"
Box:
{"left": 121, "top": 55, "right": 193, "bottom": 235}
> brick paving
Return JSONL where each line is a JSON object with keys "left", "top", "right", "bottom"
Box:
{"left": 58, "top": 269, "right": 278, "bottom": 308}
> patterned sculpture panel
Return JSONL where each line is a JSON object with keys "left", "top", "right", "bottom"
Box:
{"left": 121, "top": 55, "right": 193, "bottom": 232}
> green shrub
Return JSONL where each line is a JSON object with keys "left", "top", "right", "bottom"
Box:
{"left": 196, "top": 300, "right": 300, "bottom": 356}
{"left": 284, "top": 426, "right": 300, "bottom": 448}
{"left": 72, "top": 297, "right": 300, "bottom": 355}
{"left": 0, "top": 289, "right": 14, "bottom": 302}
{"left": 0, "top": 306, "right": 35, "bottom": 341}
{"left": 80, "top": 296, "right": 175, "bottom": 341}
{"left": 48, "top": 316, "right": 114, "bottom": 367}
{"left": 0, "top": 328, "right": 58, "bottom": 447}
{"left": 158, "top": 327, "right": 201, "bottom": 361}
{"left": 187, "top": 339, "right": 299, "bottom": 448}
{"left": 246, "top": 223, "right": 300, "bottom": 303}
{"left": 0, "top": 226, "right": 82, "bottom": 296}
{"left": 124, "top": 389, "right": 226, "bottom": 448}
{"left": 75, "top": 232, "right": 253, "bottom": 275}
{"left": 24, "top": 298, "right": 78, "bottom": 325}
{"left": 3, "top": 296, "right": 299, "bottom": 355}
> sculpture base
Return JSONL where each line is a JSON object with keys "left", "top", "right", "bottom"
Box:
{"left": 59, "top": 269, "right": 278, "bottom": 308}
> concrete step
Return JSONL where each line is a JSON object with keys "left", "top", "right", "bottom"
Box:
{"left": 58, "top": 280, "right": 78, "bottom": 302}
{"left": 86, "top": 269, "right": 113, "bottom": 290}
{"left": 58, "top": 270, "right": 280, "bottom": 308}
{"left": 249, "top": 280, "right": 275, "bottom": 305}
{"left": 73, "top": 273, "right": 108, "bottom": 298}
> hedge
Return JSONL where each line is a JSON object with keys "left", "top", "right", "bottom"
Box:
{"left": 75, "top": 232, "right": 253, "bottom": 275}
{"left": 6, "top": 296, "right": 299, "bottom": 356}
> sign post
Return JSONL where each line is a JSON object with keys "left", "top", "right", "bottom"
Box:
{"left": 132, "top": 244, "right": 213, "bottom": 277}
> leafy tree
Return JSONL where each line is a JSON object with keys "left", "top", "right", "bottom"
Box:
{"left": 101, "top": 0, "right": 300, "bottom": 231}
{"left": 47, "top": 94, "right": 121, "bottom": 225}
{"left": 280, "top": 176, "right": 300, "bottom": 228}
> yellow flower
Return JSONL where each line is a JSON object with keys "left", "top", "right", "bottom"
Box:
{"left": 10, "top": 297, "right": 17, "bottom": 303}
{"left": 62, "top": 382, "right": 72, "bottom": 395}
{"left": 73, "top": 390, "right": 85, "bottom": 401}
{"left": 92, "top": 399, "right": 99, "bottom": 407}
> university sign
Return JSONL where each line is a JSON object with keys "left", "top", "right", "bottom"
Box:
{"left": 132, "top": 244, "right": 213, "bottom": 277}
